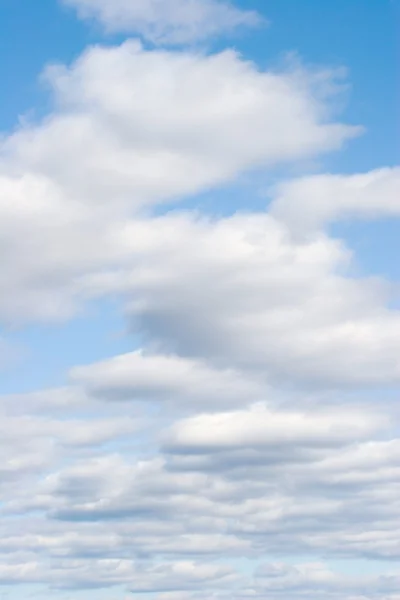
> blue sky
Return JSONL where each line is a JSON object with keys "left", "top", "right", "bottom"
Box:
{"left": 0, "top": 1, "right": 400, "bottom": 599}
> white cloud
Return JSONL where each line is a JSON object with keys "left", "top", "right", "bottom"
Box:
{"left": 7, "top": 42, "right": 358, "bottom": 208}
{"left": 164, "top": 404, "right": 382, "bottom": 451}
{"left": 0, "top": 41, "right": 360, "bottom": 324}
{"left": 70, "top": 350, "right": 264, "bottom": 408}
{"left": 0, "top": 409, "right": 139, "bottom": 500}
{"left": 252, "top": 561, "right": 400, "bottom": 598}
{"left": 270, "top": 167, "right": 400, "bottom": 233}
{"left": 62, "top": 0, "right": 262, "bottom": 45}
{"left": 1, "top": 9, "right": 399, "bottom": 599}
{"left": 95, "top": 212, "right": 400, "bottom": 388}
{"left": 1, "top": 385, "right": 400, "bottom": 592}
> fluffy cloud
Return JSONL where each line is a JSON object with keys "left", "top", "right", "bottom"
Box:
{"left": 1, "top": 390, "right": 400, "bottom": 593}
{"left": 0, "top": 407, "right": 139, "bottom": 504}
{"left": 3, "top": 196, "right": 400, "bottom": 384}
{"left": 271, "top": 167, "right": 400, "bottom": 233}
{"left": 62, "top": 0, "right": 261, "bottom": 44}
{"left": 3, "top": 391, "right": 397, "bottom": 560}
{"left": 95, "top": 212, "right": 400, "bottom": 388}
{"left": 70, "top": 350, "right": 264, "bottom": 408}
{"left": 0, "top": 41, "right": 360, "bottom": 324}
{"left": 5, "top": 42, "right": 358, "bottom": 209}
{"left": 164, "top": 404, "right": 382, "bottom": 451}
{"left": 1, "top": 2, "right": 400, "bottom": 597}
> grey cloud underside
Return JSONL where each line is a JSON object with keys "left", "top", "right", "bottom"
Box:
{"left": 1, "top": 16, "right": 400, "bottom": 599}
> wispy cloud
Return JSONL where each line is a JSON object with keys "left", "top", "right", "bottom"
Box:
{"left": 62, "top": 0, "right": 263, "bottom": 45}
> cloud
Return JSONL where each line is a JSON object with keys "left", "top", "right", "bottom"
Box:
{"left": 62, "top": 0, "right": 262, "bottom": 45}
{"left": 4, "top": 387, "right": 396, "bottom": 565}
{"left": 70, "top": 350, "right": 264, "bottom": 409}
{"left": 0, "top": 41, "right": 359, "bottom": 324}
{"left": 164, "top": 404, "right": 382, "bottom": 452}
{"left": 97, "top": 212, "right": 400, "bottom": 388}
{"left": 1, "top": 380, "right": 399, "bottom": 593}
{"left": 1, "top": 8, "right": 399, "bottom": 598}
{"left": 270, "top": 167, "right": 400, "bottom": 234}
{"left": 252, "top": 561, "right": 400, "bottom": 599}
{"left": 0, "top": 408, "right": 139, "bottom": 501}
{"left": 8, "top": 42, "right": 358, "bottom": 208}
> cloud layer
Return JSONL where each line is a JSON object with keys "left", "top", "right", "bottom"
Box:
{"left": 1, "top": 1, "right": 399, "bottom": 598}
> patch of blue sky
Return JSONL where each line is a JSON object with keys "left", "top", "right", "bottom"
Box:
{"left": 0, "top": 298, "right": 137, "bottom": 394}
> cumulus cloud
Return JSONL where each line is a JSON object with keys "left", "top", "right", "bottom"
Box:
{"left": 1, "top": 2, "right": 399, "bottom": 598}
{"left": 3, "top": 389, "right": 397, "bottom": 565}
{"left": 0, "top": 406, "right": 139, "bottom": 503}
{"left": 70, "top": 350, "right": 265, "bottom": 408}
{"left": 0, "top": 41, "right": 360, "bottom": 324}
{"left": 6, "top": 42, "right": 358, "bottom": 208}
{"left": 270, "top": 167, "right": 400, "bottom": 233}
{"left": 164, "top": 404, "right": 382, "bottom": 452}
{"left": 62, "top": 0, "right": 262, "bottom": 45}
{"left": 94, "top": 212, "right": 400, "bottom": 388}
{"left": 1, "top": 394, "right": 400, "bottom": 593}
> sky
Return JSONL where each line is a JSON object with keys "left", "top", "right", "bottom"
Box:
{"left": 0, "top": 0, "right": 399, "bottom": 598}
